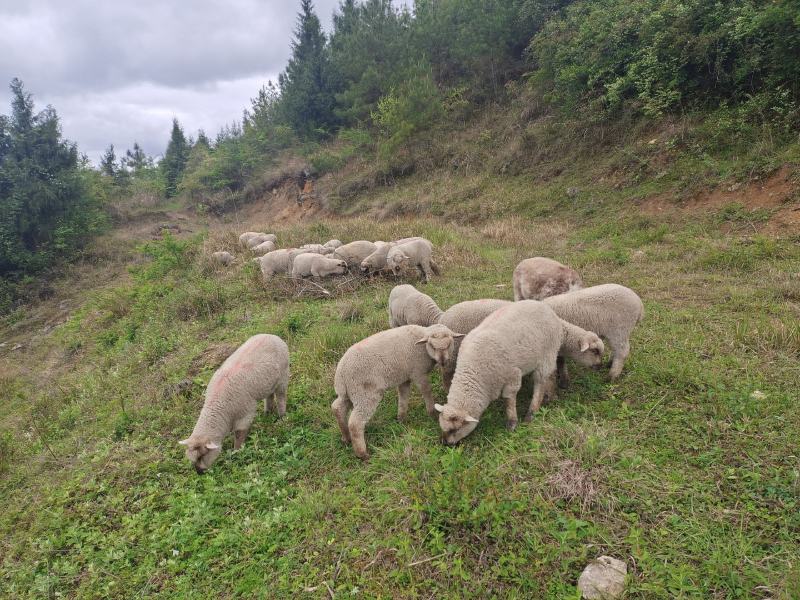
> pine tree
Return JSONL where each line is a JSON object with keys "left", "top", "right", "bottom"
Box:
{"left": 100, "top": 144, "right": 117, "bottom": 177}
{"left": 124, "top": 142, "right": 152, "bottom": 175}
{"left": 278, "top": 0, "right": 335, "bottom": 136}
{"left": 161, "top": 118, "right": 190, "bottom": 197}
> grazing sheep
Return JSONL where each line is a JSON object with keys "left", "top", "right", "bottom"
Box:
{"left": 435, "top": 301, "right": 604, "bottom": 445}
{"left": 333, "top": 240, "right": 378, "bottom": 268}
{"left": 239, "top": 232, "right": 262, "bottom": 247}
{"left": 331, "top": 324, "right": 464, "bottom": 459}
{"left": 251, "top": 240, "right": 277, "bottom": 256}
{"left": 386, "top": 238, "right": 440, "bottom": 282}
{"left": 179, "top": 334, "right": 289, "bottom": 473}
{"left": 241, "top": 232, "right": 277, "bottom": 249}
{"left": 256, "top": 249, "right": 292, "bottom": 278}
{"left": 324, "top": 239, "right": 343, "bottom": 249}
{"left": 212, "top": 251, "right": 234, "bottom": 266}
{"left": 436, "top": 299, "right": 512, "bottom": 390}
{"left": 360, "top": 242, "right": 395, "bottom": 273}
{"left": 513, "top": 257, "right": 583, "bottom": 301}
{"left": 291, "top": 253, "right": 348, "bottom": 278}
{"left": 300, "top": 243, "right": 333, "bottom": 255}
{"left": 393, "top": 236, "right": 425, "bottom": 245}
{"left": 545, "top": 284, "right": 643, "bottom": 382}
{"left": 388, "top": 284, "right": 442, "bottom": 327}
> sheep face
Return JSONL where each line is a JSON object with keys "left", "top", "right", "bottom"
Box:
{"left": 387, "top": 251, "right": 408, "bottom": 273}
{"left": 565, "top": 332, "right": 605, "bottom": 368}
{"left": 178, "top": 437, "right": 221, "bottom": 474}
{"left": 434, "top": 403, "right": 479, "bottom": 445}
{"left": 416, "top": 325, "right": 464, "bottom": 367}
{"left": 333, "top": 259, "right": 348, "bottom": 275}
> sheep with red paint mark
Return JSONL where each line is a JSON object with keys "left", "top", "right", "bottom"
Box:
{"left": 179, "top": 334, "right": 289, "bottom": 473}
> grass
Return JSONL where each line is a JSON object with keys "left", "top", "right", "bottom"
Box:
{"left": 1, "top": 198, "right": 799, "bottom": 598}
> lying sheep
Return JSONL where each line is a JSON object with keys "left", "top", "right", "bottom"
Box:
{"left": 333, "top": 240, "right": 377, "bottom": 268}
{"left": 331, "top": 324, "right": 463, "bottom": 459}
{"left": 386, "top": 238, "right": 439, "bottom": 282}
{"left": 324, "top": 239, "right": 343, "bottom": 249}
{"left": 436, "top": 299, "right": 512, "bottom": 390}
{"left": 513, "top": 257, "right": 583, "bottom": 301}
{"left": 239, "top": 232, "right": 261, "bottom": 247}
{"left": 301, "top": 243, "right": 333, "bottom": 255}
{"left": 388, "top": 284, "right": 442, "bottom": 327}
{"left": 435, "top": 301, "right": 604, "bottom": 445}
{"left": 212, "top": 251, "right": 234, "bottom": 266}
{"left": 179, "top": 334, "right": 289, "bottom": 473}
{"left": 241, "top": 232, "right": 277, "bottom": 249}
{"left": 291, "top": 253, "right": 348, "bottom": 278}
{"left": 251, "top": 240, "right": 277, "bottom": 256}
{"left": 545, "top": 284, "right": 643, "bottom": 381}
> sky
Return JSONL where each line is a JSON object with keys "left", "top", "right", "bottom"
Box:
{"left": 0, "top": 0, "right": 350, "bottom": 163}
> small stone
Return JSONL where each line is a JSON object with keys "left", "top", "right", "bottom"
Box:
{"left": 12, "top": 343, "right": 23, "bottom": 351}
{"left": 751, "top": 390, "right": 766, "bottom": 400}
{"left": 648, "top": 138, "right": 658, "bottom": 145}
{"left": 578, "top": 556, "right": 627, "bottom": 599}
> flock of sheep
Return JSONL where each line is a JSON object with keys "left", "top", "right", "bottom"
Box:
{"left": 181, "top": 233, "right": 643, "bottom": 471}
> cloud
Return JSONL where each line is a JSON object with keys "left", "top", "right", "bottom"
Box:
{"left": 0, "top": 0, "right": 344, "bottom": 162}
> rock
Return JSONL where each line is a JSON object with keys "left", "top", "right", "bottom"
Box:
{"left": 12, "top": 343, "right": 23, "bottom": 351}
{"left": 577, "top": 556, "right": 627, "bottom": 599}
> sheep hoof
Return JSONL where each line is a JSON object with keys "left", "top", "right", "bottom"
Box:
{"left": 506, "top": 419, "right": 518, "bottom": 432}
{"left": 523, "top": 412, "right": 534, "bottom": 423}
{"left": 355, "top": 451, "right": 369, "bottom": 461}
{"left": 340, "top": 434, "right": 351, "bottom": 445}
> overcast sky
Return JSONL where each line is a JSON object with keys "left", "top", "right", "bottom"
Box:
{"left": 0, "top": 0, "right": 351, "bottom": 163}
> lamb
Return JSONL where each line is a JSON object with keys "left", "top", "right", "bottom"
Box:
{"left": 544, "top": 284, "right": 643, "bottom": 381}
{"left": 435, "top": 301, "right": 604, "bottom": 445}
{"left": 255, "top": 248, "right": 309, "bottom": 278}
{"left": 513, "top": 257, "right": 583, "bottom": 301}
{"left": 300, "top": 243, "right": 333, "bottom": 255}
{"left": 291, "top": 253, "right": 348, "bottom": 278}
{"left": 360, "top": 242, "right": 395, "bottom": 273}
{"left": 212, "top": 251, "right": 234, "bottom": 266}
{"left": 324, "top": 239, "right": 343, "bottom": 249}
{"left": 333, "top": 240, "right": 378, "bottom": 268}
{"left": 386, "top": 238, "right": 440, "bottom": 282}
{"left": 251, "top": 240, "right": 277, "bottom": 256}
{"left": 331, "top": 324, "right": 463, "bottom": 459}
{"left": 179, "top": 334, "right": 289, "bottom": 473}
{"left": 436, "top": 299, "right": 512, "bottom": 390}
{"left": 388, "top": 284, "right": 442, "bottom": 327}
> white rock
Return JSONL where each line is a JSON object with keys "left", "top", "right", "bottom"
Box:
{"left": 577, "top": 556, "right": 627, "bottom": 599}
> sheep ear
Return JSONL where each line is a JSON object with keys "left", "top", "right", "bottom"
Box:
{"left": 580, "top": 338, "right": 591, "bottom": 352}
{"left": 416, "top": 337, "right": 428, "bottom": 345}
{"left": 464, "top": 415, "right": 479, "bottom": 423}
{"left": 434, "top": 403, "right": 445, "bottom": 413}
{"left": 205, "top": 441, "right": 220, "bottom": 450}
{"left": 178, "top": 438, "right": 190, "bottom": 446}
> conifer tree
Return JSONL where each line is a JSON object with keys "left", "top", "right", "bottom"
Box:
{"left": 160, "top": 118, "right": 189, "bottom": 197}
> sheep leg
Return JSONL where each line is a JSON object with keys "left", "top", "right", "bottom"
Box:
{"left": 414, "top": 375, "right": 436, "bottom": 417}
{"left": 264, "top": 394, "right": 275, "bottom": 415}
{"left": 502, "top": 368, "right": 522, "bottom": 431}
{"left": 556, "top": 356, "right": 570, "bottom": 389}
{"left": 331, "top": 395, "right": 352, "bottom": 445}
{"left": 234, "top": 427, "right": 249, "bottom": 451}
{"left": 524, "top": 368, "right": 556, "bottom": 421}
{"left": 419, "top": 262, "right": 433, "bottom": 283}
{"left": 275, "top": 386, "right": 287, "bottom": 418}
{"left": 608, "top": 339, "right": 630, "bottom": 379}
{"left": 348, "top": 398, "right": 379, "bottom": 461}
{"left": 397, "top": 381, "right": 412, "bottom": 422}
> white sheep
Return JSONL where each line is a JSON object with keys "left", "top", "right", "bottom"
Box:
{"left": 435, "top": 301, "right": 604, "bottom": 444}
{"left": 331, "top": 324, "right": 463, "bottom": 459}
{"left": 251, "top": 240, "right": 277, "bottom": 256}
{"left": 179, "top": 334, "right": 289, "bottom": 473}
{"left": 212, "top": 251, "right": 234, "bottom": 266}
{"left": 324, "top": 239, "right": 343, "bottom": 249}
{"left": 255, "top": 249, "right": 291, "bottom": 278}
{"left": 241, "top": 232, "right": 277, "bottom": 249}
{"left": 291, "top": 253, "right": 348, "bottom": 278}
{"left": 300, "top": 243, "right": 333, "bottom": 255}
{"left": 360, "top": 242, "right": 395, "bottom": 273}
{"left": 333, "top": 240, "right": 378, "bottom": 268}
{"left": 545, "top": 283, "right": 643, "bottom": 381}
{"left": 436, "top": 299, "right": 512, "bottom": 390}
{"left": 386, "top": 238, "right": 439, "bottom": 282}
{"left": 239, "top": 232, "right": 261, "bottom": 247}
{"left": 388, "top": 284, "right": 442, "bottom": 327}
{"left": 513, "top": 257, "right": 583, "bottom": 301}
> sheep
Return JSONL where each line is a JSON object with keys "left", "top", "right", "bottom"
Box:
{"left": 251, "top": 240, "right": 277, "bottom": 256}
{"left": 331, "top": 324, "right": 464, "bottom": 459}
{"left": 512, "top": 257, "right": 583, "bottom": 301}
{"left": 435, "top": 301, "right": 604, "bottom": 445}
{"left": 291, "top": 253, "right": 348, "bottom": 278}
{"left": 388, "top": 284, "right": 442, "bottom": 327}
{"left": 333, "top": 240, "right": 377, "bottom": 268}
{"left": 386, "top": 238, "right": 440, "bottom": 282}
{"left": 436, "top": 299, "right": 512, "bottom": 390}
{"left": 323, "top": 239, "right": 343, "bottom": 249}
{"left": 360, "top": 242, "right": 395, "bottom": 274}
{"left": 239, "top": 232, "right": 261, "bottom": 247}
{"left": 212, "top": 251, "right": 234, "bottom": 266}
{"left": 241, "top": 232, "right": 277, "bottom": 249}
{"left": 393, "top": 236, "right": 425, "bottom": 245}
{"left": 300, "top": 243, "right": 333, "bottom": 255}
{"left": 256, "top": 249, "right": 292, "bottom": 278}
{"left": 544, "top": 284, "right": 643, "bottom": 382}
{"left": 179, "top": 334, "right": 289, "bottom": 473}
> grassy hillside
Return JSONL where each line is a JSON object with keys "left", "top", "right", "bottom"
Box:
{"left": 1, "top": 165, "right": 799, "bottom": 597}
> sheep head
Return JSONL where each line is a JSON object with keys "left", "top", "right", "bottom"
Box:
{"left": 567, "top": 332, "right": 605, "bottom": 368}
{"left": 416, "top": 324, "right": 464, "bottom": 367}
{"left": 178, "top": 436, "right": 222, "bottom": 474}
{"left": 434, "top": 403, "right": 479, "bottom": 445}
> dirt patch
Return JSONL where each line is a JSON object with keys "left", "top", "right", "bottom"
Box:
{"left": 640, "top": 165, "right": 800, "bottom": 235}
